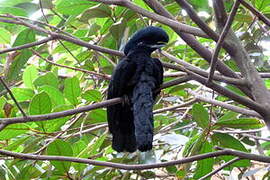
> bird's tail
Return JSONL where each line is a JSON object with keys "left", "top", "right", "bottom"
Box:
{"left": 132, "top": 75, "right": 155, "bottom": 151}
{"left": 108, "top": 104, "right": 137, "bottom": 153}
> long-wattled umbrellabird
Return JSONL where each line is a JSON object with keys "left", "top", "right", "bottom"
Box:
{"left": 107, "top": 26, "right": 169, "bottom": 152}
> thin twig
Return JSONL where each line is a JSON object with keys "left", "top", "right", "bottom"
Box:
{"left": 0, "top": 77, "right": 27, "bottom": 117}
{"left": 32, "top": 50, "right": 110, "bottom": 80}
{"left": 154, "top": 99, "right": 196, "bottom": 114}
{"left": 35, "top": 113, "right": 86, "bottom": 154}
{"left": 62, "top": 124, "right": 108, "bottom": 139}
{"left": 0, "top": 37, "right": 55, "bottom": 54}
{"left": 208, "top": 0, "right": 240, "bottom": 82}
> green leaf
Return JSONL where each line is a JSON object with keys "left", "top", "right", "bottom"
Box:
{"left": 110, "top": 19, "right": 126, "bottom": 42}
{"left": 182, "top": 133, "right": 201, "bottom": 157}
{"left": 47, "top": 139, "right": 73, "bottom": 173}
{"left": 168, "top": 83, "right": 197, "bottom": 94}
{"left": 87, "top": 133, "right": 107, "bottom": 157}
{"left": 11, "top": 87, "right": 34, "bottom": 102}
{"left": 0, "top": 0, "right": 32, "bottom": 6}
{"left": 82, "top": 89, "right": 102, "bottom": 102}
{"left": 215, "top": 118, "right": 264, "bottom": 129}
{"left": 0, "top": 96, "right": 6, "bottom": 110}
{"left": 29, "top": 91, "right": 52, "bottom": 115}
{"left": 64, "top": 77, "right": 81, "bottom": 105}
{"left": 23, "top": 65, "right": 38, "bottom": 89}
{"left": 73, "top": 140, "right": 88, "bottom": 158}
{"left": 53, "top": 41, "right": 82, "bottom": 53}
{"left": 140, "top": 171, "right": 156, "bottom": 179}
{"left": 4, "top": 136, "right": 30, "bottom": 151}
{"left": 166, "top": 165, "right": 177, "bottom": 174}
{"left": 45, "top": 104, "right": 73, "bottom": 133}
{"left": 133, "top": 0, "right": 152, "bottom": 11}
{"left": 80, "top": 4, "right": 112, "bottom": 23}
{"left": 40, "top": 0, "right": 54, "bottom": 9}
{"left": 55, "top": 0, "right": 96, "bottom": 16}
{"left": 0, "top": 28, "right": 11, "bottom": 44}
{"left": 176, "top": 170, "right": 186, "bottom": 178}
{"left": 212, "top": 132, "right": 247, "bottom": 151}
{"left": 13, "top": 28, "right": 36, "bottom": 47}
{"left": 0, "top": 7, "right": 27, "bottom": 16}
{"left": 6, "top": 50, "right": 32, "bottom": 80}
{"left": 226, "top": 84, "right": 246, "bottom": 96}
{"left": 211, "top": 133, "right": 250, "bottom": 167}
{"left": 0, "top": 124, "right": 29, "bottom": 140}
{"left": 188, "top": 0, "right": 211, "bottom": 12}
{"left": 29, "top": 92, "right": 52, "bottom": 132}
{"left": 193, "top": 142, "right": 214, "bottom": 179}
{"left": 39, "top": 85, "right": 65, "bottom": 106}
{"left": 255, "top": 0, "right": 270, "bottom": 10}
{"left": 72, "top": 140, "right": 87, "bottom": 171}
{"left": 33, "top": 72, "right": 59, "bottom": 88}
{"left": 85, "top": 109, "right": 107, "bottom": 123}
{"left": 16, "top": 166, "right": 41, "bottom": 180}
{"left": 234, "top": 14, "right": 253, "bottom": 23}
{"left": 192, "top": 104, "right": 209, "bottom": 128}
{"left": 219, "top": 111, "right": 238, "bottom": 121}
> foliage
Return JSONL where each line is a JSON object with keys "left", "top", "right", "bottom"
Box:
{"left": 0, "top": 0, "right": 269, "bottom": 179}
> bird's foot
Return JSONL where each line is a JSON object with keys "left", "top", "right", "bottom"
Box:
{"left": 122, "top": 95, "right": 130, "bottom": 106}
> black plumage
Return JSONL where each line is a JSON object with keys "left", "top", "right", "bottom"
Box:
{"left": 107, "top": 26, "right": 169, "bottom": 152}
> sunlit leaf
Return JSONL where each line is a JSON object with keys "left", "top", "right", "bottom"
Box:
{"left": 55, "top": 0, "right": 96, "bottom": 16}
{"left": 192, "top": 104, "right": 209, "bottom": 128}
{"left": 63, "top": 76, "right": 81, "bottom": 105}
{"left": 23, "top": 65, "right": 38, "bottom": 89}
{"left": 47, "top": 139, "right": 73, "bottom": 173}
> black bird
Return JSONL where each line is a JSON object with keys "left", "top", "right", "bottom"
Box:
{"left": 107, "top": 26, "right": 169, "bottom": 152}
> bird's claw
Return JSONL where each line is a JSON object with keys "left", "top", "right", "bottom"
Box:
{"left": 122, "top": 95, "right": 130, "bottom": 106}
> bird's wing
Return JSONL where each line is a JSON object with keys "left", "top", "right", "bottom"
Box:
{"left": 152, "top": 58, "right": 164, "bottom": 99}
{"left": 107, "top": 57, "right": 137, "bottom": 98}
{"left": 107, "top": 57, "right": 137, "bottom": 152}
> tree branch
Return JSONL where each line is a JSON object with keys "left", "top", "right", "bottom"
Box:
{"left": 87, "top": 0, "right": 208, "bottom": 37}
{"left": 161, "top": 51, "right": 247, "bottom": 86}
{"left": 188, "top": 90, "right": 261, "bottom": 118}
{"left": 188, "top": 71, "right": 264, "bottom": 115}
{"left": 0, "top": 148, "right": 270, "bottom": 170}
{"left": 142, "top": 0, "right": 253, "bottom": 99}
{"left": 208, "top": 0, "right": 240, "bottom": 82}
{"left": 0, "top": 37, "right": 55, "bottom": 54}
{"left": 0, "top": 98, "right": 122, "bottom": 131}
{"left": 0, "top": 76, "right": 189, "bottom": 130}
{"left": 174, "top": 0, "right": 235, "bottom": 54}
{"left": 213, "top": 0, "right": 270, "bottom": 128}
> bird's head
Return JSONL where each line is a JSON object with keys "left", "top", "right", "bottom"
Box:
{"left": 124, "top": 26, "right": 169, "bottom": 55}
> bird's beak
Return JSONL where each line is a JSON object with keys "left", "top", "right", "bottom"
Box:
{"left": 149, "top": 41, "right": 167, "bottom": 49}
